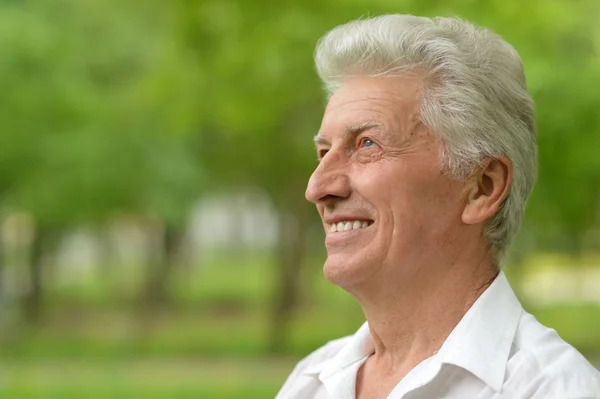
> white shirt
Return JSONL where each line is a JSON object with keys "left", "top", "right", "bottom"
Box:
{"left": 276, "top": 272, "right": 600, "bottom": 399}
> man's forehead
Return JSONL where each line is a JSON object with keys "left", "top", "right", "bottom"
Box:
{"left": 326, "top": 75, "right": 421, "bottom": 106}
{"left": 322, "top": 77, "right": 418, "bottom": 120}
{"left": 316, "top": 78, "right": 421, "bottom": 143}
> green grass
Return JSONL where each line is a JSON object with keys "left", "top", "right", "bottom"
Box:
{"left": 0, "top": 357, "right": 294, "bottom": 399}
{"left": 1, "top": 251, "right": 599, "bottom": 398}
{"left": 0, "top": 303, "right": 364, "bottom": 359}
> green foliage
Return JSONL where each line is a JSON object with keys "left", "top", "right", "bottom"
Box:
{"left": 0, "top": 0, "right": 205, "bottom": 225}
{"left": 0, "top": 0, "right": 598, "bottom": 312}
{"left": 0, "top": 0, "right": 598, "bottom": 247}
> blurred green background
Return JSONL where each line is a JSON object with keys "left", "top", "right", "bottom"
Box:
{"left": 0, "top": 0, "right": 599, "bottom": 398}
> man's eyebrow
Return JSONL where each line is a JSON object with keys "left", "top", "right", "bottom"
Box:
{"left": 346, "top": 120, "right": 384, "bottom": 135}
{"left": 313, "top": 135, "right": 329, "bottom": 146}
{"left": 313, "top": 120, "right": 384, "bottom": 146}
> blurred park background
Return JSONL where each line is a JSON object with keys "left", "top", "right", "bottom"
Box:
{"left": 0, "top": 0, "right": 599, "bottom": 398}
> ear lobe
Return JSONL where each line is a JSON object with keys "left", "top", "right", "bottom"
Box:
{"left": 462, "top": 158, "right": 512, "bottom": 225}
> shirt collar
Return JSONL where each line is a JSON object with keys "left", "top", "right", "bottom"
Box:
{"left": 436, "top": 271, "right": 522, "bottom": 391}
{"left": 302, "top": 322, "right": 373, "bottom": 377}
{"left": 302, "top": 272, "right": 522, "bottom": 392}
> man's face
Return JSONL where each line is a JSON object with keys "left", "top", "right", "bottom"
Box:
{"left": 305, "top": 75, "right": 469, "bottom": 291}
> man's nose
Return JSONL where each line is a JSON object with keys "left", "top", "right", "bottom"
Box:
{"left": 305, "top": 151, "right": 351, "bottom": 205}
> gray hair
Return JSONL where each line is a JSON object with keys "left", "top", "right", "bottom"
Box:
{"left": 315, "top": 15, "right": 537, "bottom": 264}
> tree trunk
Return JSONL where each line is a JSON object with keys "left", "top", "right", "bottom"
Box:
{"left": 0, "top": 235, "right": 5, "bottom": 328}
{"left": 142, "top": 222, "right": 184, "bottom": 308}
{"left": 268, "top": 206, "right": 308, "bottom": 354}
{"left": 570, "top": 231, "right": 587, "bottom": 302}
{"left": 23, "top": 224, "right": 53, "bottom": 324}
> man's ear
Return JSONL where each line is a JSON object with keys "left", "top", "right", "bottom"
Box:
{"left": 462, "top": 157, "right": 512, "bottom": 225}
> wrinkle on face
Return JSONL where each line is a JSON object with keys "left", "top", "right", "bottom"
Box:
{"left": 319, "top": 77, "right": 438, "bottom": 168}
{"left": 307, "top": 73, "right": 467, "bottom": 292}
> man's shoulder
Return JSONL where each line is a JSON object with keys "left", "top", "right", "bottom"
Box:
{"left": 508, "top": 311, "right": 600, "bottom": 397}
{"left": 513, "top": 311, "right": 598, "bottom": 372}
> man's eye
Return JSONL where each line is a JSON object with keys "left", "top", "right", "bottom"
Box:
{"left": 318, "top": 149, "right": 329, "bottom": 159}
{"left": 361, "top": 138, "right": 375, "bottom": 148}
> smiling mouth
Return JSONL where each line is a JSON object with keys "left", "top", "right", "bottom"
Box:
{"left": 327, "top": 220, "right": 374, "bottom": 233}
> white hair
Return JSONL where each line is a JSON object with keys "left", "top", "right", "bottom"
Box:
{"left": 315, "top": 15, "right": 537, "bottom": 264}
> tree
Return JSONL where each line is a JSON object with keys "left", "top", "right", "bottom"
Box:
{"left": 0, "top": 0, "right": 207, "bottom": 320}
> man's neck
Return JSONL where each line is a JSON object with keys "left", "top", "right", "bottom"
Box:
{"left": 352, "top": 254, "right": 499, "bottom": 373}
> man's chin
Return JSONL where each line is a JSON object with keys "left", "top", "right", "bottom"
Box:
{"left": 322, "top": 255, "right": 375, "bottom": 289}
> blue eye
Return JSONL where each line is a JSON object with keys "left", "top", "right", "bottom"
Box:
{"left": 362, "top": 138, "right": 374, "bottom": 147}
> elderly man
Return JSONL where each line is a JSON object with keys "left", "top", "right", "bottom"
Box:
{"left": 276, "top": 14, "right": 600, "bottom": 399}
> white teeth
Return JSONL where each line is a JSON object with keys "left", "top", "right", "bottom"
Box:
{"left": 328, "top": 220, "right": 371, "bottom": 233}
